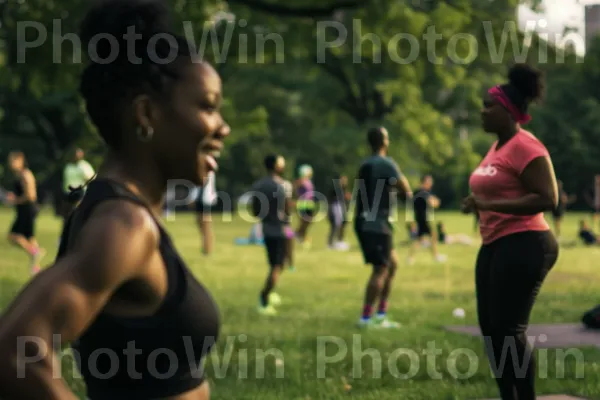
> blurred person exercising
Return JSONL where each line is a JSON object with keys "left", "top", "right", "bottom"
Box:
{"left": 327, "top": 174, "right": 350, "bottom": 250}
{"left": 551, "top": 179, "right": 575, "bottom": 239}
{"left": 250, "top": 155, "right": 293, "bottom": 315}
{"left": 62, "top": 147, "right": 95, "bottom": 219}
{"left": 354, "top": 127, "right": 412, "bottom": 328}
{"left": 0, "top": 1, "right": 230, "bottom": 399}
{"left": 295, "top": 164, "right": 315, "bottom": 247}
{"left": 4, "top": 151, "right": 45, "bottom": 274}
{"left": 407, "top": 175, "right": 446, "bottom": 263}
{"left": 194, "top": 170, "right": 217, "bottom": 255}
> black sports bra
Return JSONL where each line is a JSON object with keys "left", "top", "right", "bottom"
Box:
{"left": 56, "top": 179, "right": 220, "bottom": 399}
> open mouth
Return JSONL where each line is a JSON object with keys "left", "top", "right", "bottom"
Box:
{"left": 205, "top": 150, "right": 220, "bottom": 172}
{"left": 199, "top": 133, "right": 225, "bottom": 174}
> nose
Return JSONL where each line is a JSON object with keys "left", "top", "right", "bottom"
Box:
{"left": 216, "top": 123, "right": 230, "bottom": 139}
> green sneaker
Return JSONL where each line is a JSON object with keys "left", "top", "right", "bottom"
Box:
{"left": 269, "top": 292, "right": 282, "bottom": 306}
{"left": 257, "top": 304, "right": 277, "bottom": 316}
{"left": 373, "top": 315, "right": 401, "bottom": 328}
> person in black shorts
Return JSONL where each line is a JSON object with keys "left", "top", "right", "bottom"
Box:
{"left": 354, "top": 127, "right": 412, "bottom": 328}
{"left": 0, "top": 1, "right": 229, "bottom": 398}
{"left": 551, "top": 179, "right": 575, "bottom": 239}
{"left": 407, "top": 175, "right": 446, "bottom": 263}
{"left": 251, "top": 155, "right": 293, "bottom": 316}
{"left": 4, "top": 151, "right": 45, "bottom": 274}
{"left": 327, "top": 174, "right": 350, "bottom": 250}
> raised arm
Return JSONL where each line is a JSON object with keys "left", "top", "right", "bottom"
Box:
{"left": 80, "top": 160, "right": 96, "bottom": 181}
{"left": 0, "top": 201, "right": 159, "bottom": 399}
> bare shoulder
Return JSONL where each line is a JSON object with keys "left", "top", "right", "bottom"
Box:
{"left": 21, "top": 168, "right": 35, "bottom": 181}
{"left": 64, "top": 200, "right": 160, "bottom": 290}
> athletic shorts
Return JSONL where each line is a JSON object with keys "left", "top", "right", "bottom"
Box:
{"left": 356, "top": 231, "right": 392, "bottom": 268}
{"left": 10, "top": 207, "right": 36, "bottom": 239}
{"left": 416, "top": 220, "right": 431, "bottom": 237}
{"left": 298, "top": 209, "right": 314, "bottom": 221}
{"left": 264, "top": 236, "right": 286, "bottom": 267}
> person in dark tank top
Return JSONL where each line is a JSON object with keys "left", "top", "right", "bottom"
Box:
{"left": 250, "top": 155, "right": 292, "bottom": 315}
{"left": 3, "top": 151, "right": 45, "bottom": 274}
{"left": 0, "top": 1, "right": 230, "bottom": 399}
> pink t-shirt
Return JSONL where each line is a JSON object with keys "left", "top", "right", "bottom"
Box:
{"left": 469, "top": 129, "right": 550, "bottom": 244}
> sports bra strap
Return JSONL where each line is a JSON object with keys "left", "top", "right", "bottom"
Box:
{"left": 56, "top": 178, "right": 159, "bottom": 261}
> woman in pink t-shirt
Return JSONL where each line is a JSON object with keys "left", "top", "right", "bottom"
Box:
{"left": 461, "top": 64, "right": 559, "bottom": 399}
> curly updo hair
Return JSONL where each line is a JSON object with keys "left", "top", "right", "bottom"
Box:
{"left": 79, "top": 0, "right": 195, "bottom": 148}
{"left": 500, "top": 63, "right": 545, "bottom": 116}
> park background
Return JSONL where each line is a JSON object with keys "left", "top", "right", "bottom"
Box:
{"left": 0, "top": 0, "right": 597, "bottom": 209}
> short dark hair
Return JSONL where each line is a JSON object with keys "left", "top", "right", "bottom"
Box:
{"left": 8, "top": 151, "right": 27, "bottom": 168}
{"left": 501, "top": 63, "right": 545, "bottom": 116}
{"left": 367, "top": 127, "right": 386, "bottom": 150}
{"left": 79, "top": 0, "right": 195, "bottom": 148}
{"left": 264, "top": 154, "right": 278, "bottom": 171}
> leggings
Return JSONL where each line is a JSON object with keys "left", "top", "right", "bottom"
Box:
{"left": 475, "top": 230, "right": 558, "bottom": 400}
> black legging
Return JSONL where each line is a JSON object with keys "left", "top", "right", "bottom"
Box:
{"left": 475, "top": 230, "right": 558, "bottom": 400}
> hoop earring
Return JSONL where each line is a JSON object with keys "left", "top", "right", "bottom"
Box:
{"left": 137, "top": 126, "right": 154, "bottom": 142}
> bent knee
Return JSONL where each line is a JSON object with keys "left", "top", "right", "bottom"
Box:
{"left": 372, "top": 264, "right": 390, "bottom": 279}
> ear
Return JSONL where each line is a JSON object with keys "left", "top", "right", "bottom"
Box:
{"left": 132, "top": 94, "right": 158, "bottom": 131}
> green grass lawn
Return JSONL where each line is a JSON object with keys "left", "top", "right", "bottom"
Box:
{"left": 1, "top": 207, "right": 600, "bottom": 399}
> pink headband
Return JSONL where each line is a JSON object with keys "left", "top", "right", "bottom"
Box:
{"left": 488, "top": 85, "right": 531, "bottom": 124}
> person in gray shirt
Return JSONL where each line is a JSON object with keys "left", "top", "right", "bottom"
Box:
{"left": 250, "top": 154, "right": 292, "bottom": 316}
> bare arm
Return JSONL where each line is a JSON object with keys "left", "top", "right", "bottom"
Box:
{"left": 428, "top": 195, "right": 440, "bottom": 209}
{"left": 0, "top": 201, "right": 158, "bottom": 399}
{"left": 393, "top": 175, "right": 413, "bottom": 199}
{"left": 477, "top": 156, "right": 558, "bottom": 215}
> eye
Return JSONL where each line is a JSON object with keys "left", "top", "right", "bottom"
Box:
{"left": 199, "top": 101, "right": 217, "bottom": 112}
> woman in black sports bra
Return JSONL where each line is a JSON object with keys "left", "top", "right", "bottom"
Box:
{"left": 0, "top": 1, "right": 229, "bottom": 399}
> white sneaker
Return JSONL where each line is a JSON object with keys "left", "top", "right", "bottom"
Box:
{"left": 435, "top": 254, "right": 448, "bottom": 262}
{"left": 334, "top": 241, "right": 350, "bottom": 251}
